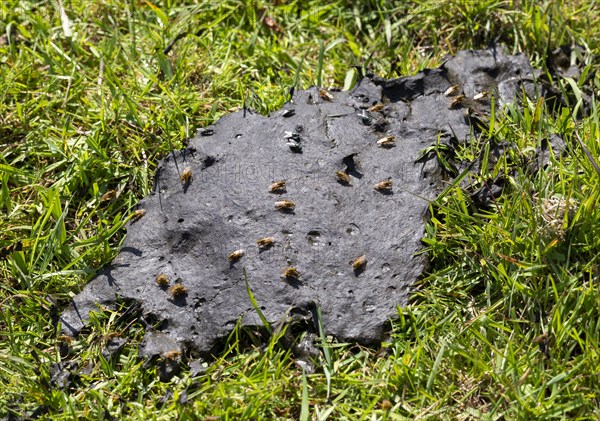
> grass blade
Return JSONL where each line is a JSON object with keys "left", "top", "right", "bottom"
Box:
{"left": 426, "top": 339, "right": 446, "bottom": 392}
{"left": 315, "top": 304, "right": 332, "bottom": 399}
{"left": 315, "top": 305, "right": 332, "bottom": 370}
{"left": 316, "top": 39, "right": 325, "bottom": 87}
{"left": 243, "top": 269, "right": 271, "bottom": 334}
{"left": 343, "top": 68, "right": 357, "bottom": 91}
{"left": 573, "top": 125, "right": 600, "bottom": 179}
{"left": 300, "top": 368, "right": 310, "bottom": 421}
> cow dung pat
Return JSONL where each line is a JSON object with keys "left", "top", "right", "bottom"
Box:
{"left": 60, "top": 47, "right": 555, "bottom": 358}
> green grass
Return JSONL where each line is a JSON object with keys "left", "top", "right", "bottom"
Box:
{"left": 1, "top": 0, "right": 600, "bottom": 419}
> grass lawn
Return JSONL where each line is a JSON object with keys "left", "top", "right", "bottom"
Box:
{"left": 1, "top": 0, "right": 600, "bottom": 419}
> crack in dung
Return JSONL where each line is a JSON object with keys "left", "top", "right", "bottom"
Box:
{"left": 204, "top": 280, "right": 240, "bottom": 305}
